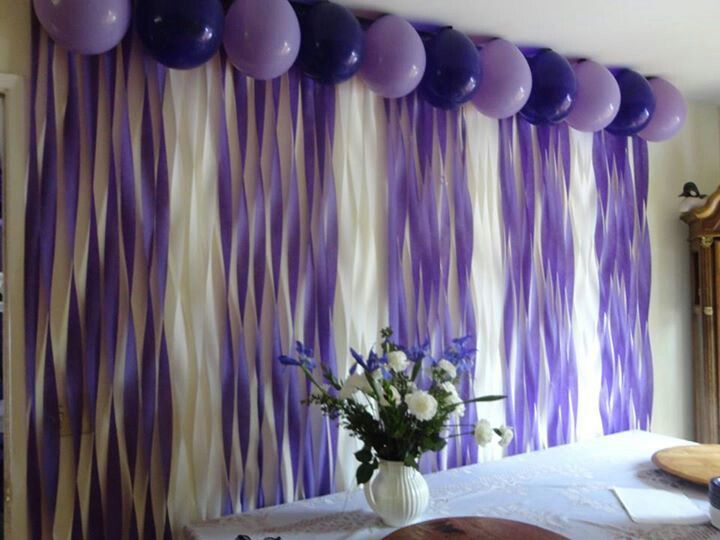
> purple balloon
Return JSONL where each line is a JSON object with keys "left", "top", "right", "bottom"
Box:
{"left": 639, "top": 78, "right": 687, "bottom": 142}
{"left": 224, "top": 0, "right": 300, "bottom": 80}
{"left": 472, "top": 39, "right": 531, "bottom": 119}
{"left": 33, "top": 0, "right": 131, "bottom": 55}
{"left": 566, "top": 60, "right": 620, "bottom": 132}
{"left": 360, "top": 15, "right": 426, "bottom": 98}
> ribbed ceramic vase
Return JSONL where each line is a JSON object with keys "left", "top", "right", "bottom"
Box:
{"left": 363, "top": 460, "right": 430, "bottom": 526}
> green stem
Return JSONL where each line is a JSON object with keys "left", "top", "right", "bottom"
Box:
{"left": 448, "top": 431, "right": 475, "bottom": 439}
{"left": 302, "top": 366, "right": 328, "bottom": 395}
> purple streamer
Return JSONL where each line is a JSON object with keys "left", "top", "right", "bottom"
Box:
{"left": 41, "top": 339, "right": 60, "bottom": 525}
{"left": 124, "top": 316, "right": 140, "bottom": 475}
{"left": 88, "top": 453, "right": 105, "bottom": 537}
{"left": 385, "top": 96, "right": 477, "bottom": 470}
{"left": 140, "top": 302, "right": 156, "bottom": 474}
{"left": 105, "top": 408, "right": 123, "bottom": 540}
{"left": 140, "top": 61, "right": 156, "bottom": 269}
{"left": 593, "top": 133, "right": 653, "bottom": 432}
{"left": 62, "top": 53, "right": 80, "bottom": 249}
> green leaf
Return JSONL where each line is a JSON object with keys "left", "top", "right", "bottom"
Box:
{"left": 411, "top": 360, "right": 422, "bottom": 382}
{"left": 403, "top": 454, "right": 417, "bottom": 468}
{"left": 354, "top": 446, "right": 373, "bottom": 463}
{"left": 463, "top": 395, "right": 506, "bottom": 404}
{"left": 356, "top": 462, "right": 376, "bottom": 484}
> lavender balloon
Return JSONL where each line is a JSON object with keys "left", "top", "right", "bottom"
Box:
{"left": 472, "top": 39, "right": 531, "bottom": 119}
{"left": 360, "top": 15, "right": 426, "bottom": 99}
{"left": 224, "top": 0, "right": 300, "bottom": 80}
{"left": 33, "top": 0, "right": 130, "bottom": 55}
{"left": 639, "top": 78, "right": 687, "bottom": 142}
{"left": 566, "top": 60, "right": 620, "bottom": 132}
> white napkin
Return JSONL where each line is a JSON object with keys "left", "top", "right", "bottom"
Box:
{"left": 612, "top": 487, "right": 709, "bottom": 525}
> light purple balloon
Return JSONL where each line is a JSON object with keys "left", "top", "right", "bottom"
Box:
{"left": 33, "top": 0, "right": 130, "bottom": 55}
{"left": 639, "top": 78, "right": 687, "bottom": 142}
{"left": 566, "top": 60, "right": 620, "bottom": 132}
{"left": 224, "top": 0, "right": 300, "bottom": 81}
{"left": 472, "top": 39, "right": 531, "bottom": 119}
{"left": 360, "top": 15, "right": 426, "bottom": 99}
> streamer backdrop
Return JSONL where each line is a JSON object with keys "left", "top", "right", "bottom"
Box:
{"left": 15, "top": 27, "right": 652, "bottom": 538}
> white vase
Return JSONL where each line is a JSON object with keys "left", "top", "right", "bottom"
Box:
{"left": 363, "top": 460, "right": 430, "bottom": 527}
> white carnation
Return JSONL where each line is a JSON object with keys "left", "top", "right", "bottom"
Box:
{"left": 498, "top": 425, "right": 514, "bottom": 447}
{"left": 379, "top": 385, "right": 402, "bottom": 407}
{"left": 404, "top": 390, "right": 438, "bottom": 421}
{"left": 387, "top": 350, "right": 409, "bottom": 372}
{"left": 440, "top": 382, "right": 465, "bottom": 418}
{"left": 437, "top": 359, "right": 457, "bottom": 379}
{"left": 474, "top": 419, "right": 494, "bottom": 447}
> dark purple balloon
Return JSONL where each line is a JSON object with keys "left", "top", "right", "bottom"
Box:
{"left": 606, "top": 69, "right": 656, "bottom": 136}
{"left": 298, "top": 2, "right": 364, "bottom": 85}
{"left": 137, "top": 0, "right": 225, "bottom": 70}
{"left": 419, "top": 28, "right": 481, "bottom": 110}
{"left": 520, "top": 49, "right": 577, "bottom": 125}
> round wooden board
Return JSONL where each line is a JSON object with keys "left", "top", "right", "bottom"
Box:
{"left": 652, "top": 444, "right": 720, "bottom": 486}
{"left": 383, "top": 517, "right": 567, "bottom": 540}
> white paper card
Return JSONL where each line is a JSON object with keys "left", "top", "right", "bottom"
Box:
{"left": 612, "top": 487, "right": 709, "bottom": 525}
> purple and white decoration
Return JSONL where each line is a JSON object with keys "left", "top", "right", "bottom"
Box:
{"left": 16, "top": 10, "right": 654, "bottom": 540}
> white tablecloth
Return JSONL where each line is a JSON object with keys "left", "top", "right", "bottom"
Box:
{"left": 184, "top": 431, "right": 720, "bottom": 540}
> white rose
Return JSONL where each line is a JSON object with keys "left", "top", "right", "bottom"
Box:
{"left": 404, "top": 390, "right": 438, "bottom": 421}
{"left": 379, "top": 385, "right": 402, "bottom": 407}
{"left": 437, "top": 359, "right": 457, "bottom": 379}
{"left": 474, "top": 419, "right": 494, "bottom": 447}
{"left": 498, "top": 425, "right": 514, "bottom": 447}
{"left": 387, "top": 350, "right": 409, "bottom": 372}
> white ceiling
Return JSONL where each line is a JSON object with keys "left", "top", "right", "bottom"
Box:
{"left": 335, "top": 0, "right": 720, "bottom": 103}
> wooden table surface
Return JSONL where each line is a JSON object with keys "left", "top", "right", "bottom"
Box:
{"left": 383, "top": 517, "right": 567, "bottom": 539}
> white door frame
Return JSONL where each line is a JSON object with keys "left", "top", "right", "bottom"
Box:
{"left": 0, "top": 72, "right": 27, "bottom": 540}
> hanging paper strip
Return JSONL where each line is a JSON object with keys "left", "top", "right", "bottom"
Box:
{"left": 497, "top": 117, "right": 579, "bottom": 454}
{"left": 23, "top": 25, "right": 340, "bottom": 537}
{"left": 593, "top": 132, "right": 653, "bottom": 432}
{"left": 384, "top": 95, "right": 480, "bottom": 472}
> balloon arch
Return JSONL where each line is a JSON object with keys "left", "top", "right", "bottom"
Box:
{"left": 33, "top": 0, "right": 688, "bottom": 139}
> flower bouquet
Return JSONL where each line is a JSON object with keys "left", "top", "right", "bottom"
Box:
{"left": 278, "top": 327, "right": 511, "bottom": 526}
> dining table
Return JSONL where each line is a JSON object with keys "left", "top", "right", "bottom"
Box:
{"left": 183, "top": 430, "right": 720, "bottom": 539}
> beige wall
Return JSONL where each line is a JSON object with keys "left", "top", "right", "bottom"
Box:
{"left": 0, "top": 0, "right": 30, "bottom": 77}
{"left": 648, "top": 102, "right": 720, "bottom": 439}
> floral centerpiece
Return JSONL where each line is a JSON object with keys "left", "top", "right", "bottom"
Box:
{"left": 279, "top": 327, "right": 512, "bottom": 526}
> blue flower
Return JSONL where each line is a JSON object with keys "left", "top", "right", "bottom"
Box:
{"left": 366, "top": 350, "right": 386, "bottom": 372}
{"left": 295, "top": 341, "right": 314, "bottom": 358}
{"left": 350, "top": 348, "right": 368, "bottom": 370}
{"left": 403, "top": 339, "right": 430, "bottom": 363}
{"left": 278, "top": 340, "right": 317, "bottom": 370}
{"left": 439, "top": 335, "right": 477, "bottom": 373}
{"left": 279, "top": 355, "right": 303, "bottom": 367}
{"left": 350, "top": 348, "right": 385, "bottom": 373}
